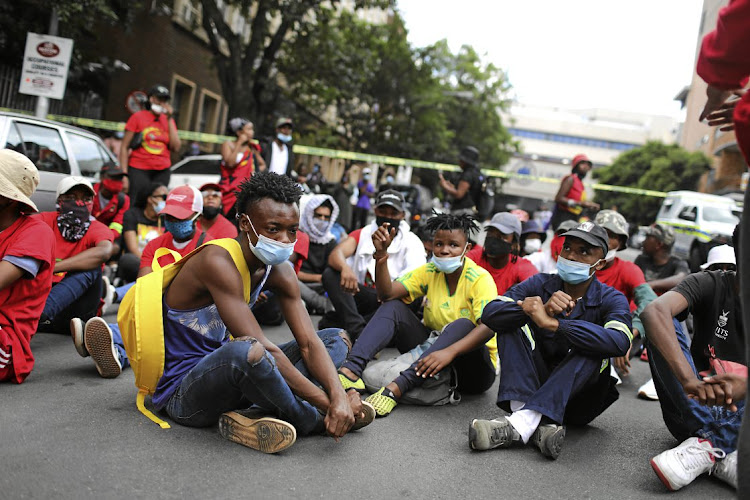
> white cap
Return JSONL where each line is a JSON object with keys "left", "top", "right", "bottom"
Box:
{"left": 362, "top": 167, "right": 371, "bottom": 174}
{"left": 701, "top": 244, "right": 736, "bottom": 270}
{"left": 56, "top": 176, "right": 94, "bottom": 199}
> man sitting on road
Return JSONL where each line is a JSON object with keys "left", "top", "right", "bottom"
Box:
{"left": 634, "top": 224, "right": 689, "bottom": 295}
{"left": 469, "top": 221, "right": 632, "bottom": 460}
{"left": 320, "top": 190, "right": 425, "bottom": 341}
{"left": 119, "top": 171, "right": 373, "bottom": 453}
{"left": 196, "top": 183, "right": 237, "bottom": 240}
{"left": 36, "top": 177, "right": 113, "bottom": 334}
{"left": 641, "top": 227, "right": 743, "bottom": 492}
{"left": 92, "top": 162, "right": 130, "bottom": 249}
{"left": 0, "top": 150, "right": 55, "bottom": 384}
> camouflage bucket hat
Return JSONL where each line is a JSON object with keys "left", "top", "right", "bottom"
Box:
{"left": 646, "top": 223, "right": 675, "bottom": 247}
{"left": 595, "top": 210, "right": 628, "bottom": 250}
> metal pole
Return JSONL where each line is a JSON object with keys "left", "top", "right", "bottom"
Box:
{"left": 34, "top": 7, "right": 58, "bottom": 119}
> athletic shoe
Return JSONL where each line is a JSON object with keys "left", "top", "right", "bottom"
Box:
{"left": 530, "top": 424, "right": 566, "bottom": 460}
{"left": 365, "top": 387, "right": 398, "bottom": 417}
{"left": 338, "top": 372, "right": 366, "bottom": 393}
{"left": 351, "top": 400, "right": 376, "bottom": 431}
{"left": 611, "top": 365, "right": 622, "bottom": 385}
{"left": 468, "top": 417, "right": 521, "bottom": 451}
{"left": 219, "top": 411, "right": 296, "bottom": 453}
{"left": 101, "top": 275, "right": 115, "bottom": 315}
{"left": 84, "top": 317, "right": 122, "bottom": 378}
{"left": 650, "top": 437, "right": 726, "bottom": 491}
{"left": 711, "top": 450, "right": 737, "bottom": 489}
{"left": 69, "top": 318, "right": 89, "bottom": 358}
{"left": 637, "top": 378, "right": 659, "bottom": 401}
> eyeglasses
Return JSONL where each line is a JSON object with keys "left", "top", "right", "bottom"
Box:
{"left": 151, "top": 194, "right": 168, "bottom": 201}
{"left": 201, "top": 190, "right": 221, "bottom": 198}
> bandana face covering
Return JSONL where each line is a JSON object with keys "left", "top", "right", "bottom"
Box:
{"left": 57, "top": 199, "right": 92, "bottom": 241}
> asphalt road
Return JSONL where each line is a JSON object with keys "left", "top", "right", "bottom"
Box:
{"left": 1, "top": 308, "right": 735, "bottom": 499}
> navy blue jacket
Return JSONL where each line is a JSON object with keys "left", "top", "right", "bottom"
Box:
{"left": 482, "top": 273, "right": 632, "bottom": 361}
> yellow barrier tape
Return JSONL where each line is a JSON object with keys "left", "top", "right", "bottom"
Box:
{"left": 0, "top": 108, "right": 670, "bottom": 198}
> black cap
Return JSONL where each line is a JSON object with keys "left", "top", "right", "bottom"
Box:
{"left": 100, "top": 161, "right": 127, "bottom": 177}
{"left": 459, "top": 146, "right": 479, "bottom": 167}
{"left": 375, "top": 189, "right": 405, "bottom": 212}
{"left": 561, "top": 221, "right": 609, "bottom": 257}
{"left": 148, "top": 84, "right": 171, "bottom": 100}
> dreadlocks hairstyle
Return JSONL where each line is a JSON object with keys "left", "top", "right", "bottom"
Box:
{"left": 424, "top": 211, "right": 479, "bottom": 239}
{"left": 235, "top": 171, "right": 302, "bottom": 216}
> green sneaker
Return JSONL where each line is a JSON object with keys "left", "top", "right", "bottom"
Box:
{"left": 530, "top": 424, "right": 566, "bottom": 460}
{"left": 338, "top": 372, "right": 366, "bottom": 393}
{"left": 365, "top": 387, "right": 398, "bottom": 417}
{"left": 469, "top": 417, "right": 521, "bottom": 451}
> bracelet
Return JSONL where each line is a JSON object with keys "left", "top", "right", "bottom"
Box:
{"left": 567, "top": 199, "right": 577, "bottom": 207}
{"left": 373, "top": 252, "right": 388, "bottom": 261}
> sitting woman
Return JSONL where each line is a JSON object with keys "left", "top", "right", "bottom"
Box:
{"left": 297, "top": 194, "right": 340, "bottom": 314}
{"left": 337, "top": 213, "right": 498, "bottom": 416}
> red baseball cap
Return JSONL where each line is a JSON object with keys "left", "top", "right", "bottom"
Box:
{"left": 571, "top": 154, "right": 592, "bottom": 168}
{"left": 199, "top": 182, "right": 222, "bottom": 193}
{"left": 161, "top": 185, "right": 203, "bottom": 219}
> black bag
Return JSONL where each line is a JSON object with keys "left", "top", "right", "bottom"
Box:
{"left": 129, "top": 132, "right": 143, "bottom": 150}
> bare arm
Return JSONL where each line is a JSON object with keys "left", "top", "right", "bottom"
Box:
{"left": 0, "top": 261, "right": 25, "bottom": 292}
{"left": 554, "top": 176, "right": 575, "bottom": 206}
{"left": 119, "top": 130, "right": 134, "bottom": 172}
{"left": 415, "top": 324, "right": 494, "bottom": 378}
{"left": 327, "top": 235, "right": 359, "bottom": 294}
{"left": 297, "top": 270, "right": 322, "bottom": 283}
{"left": 54, "top": 240, "right": 112, "bottom": 273}
{"left": 221, "top": 139, "right": 246, "bottom": 167}
{"left": 371, "top": 223, "right": 408, "bottom": 302}
{"left": 167, "top": 116, "right": 181, "bottom": 151}
{"left": 648, "top": 272, "right": 687, "bottom": 295}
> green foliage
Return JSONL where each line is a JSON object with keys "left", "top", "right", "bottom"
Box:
{"left": 594, "top": 141, "right": 711, "bottom": 225}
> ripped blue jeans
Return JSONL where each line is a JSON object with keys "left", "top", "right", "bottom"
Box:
{"left": 164, "top": 329, "right": 347, "bottom": 436}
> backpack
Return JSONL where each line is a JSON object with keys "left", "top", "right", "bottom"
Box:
{"left": 361, "top": 332, "right": 461, "bottom": 406}
{"left": 116, "top": 238, "right": 251, "bottom": 428}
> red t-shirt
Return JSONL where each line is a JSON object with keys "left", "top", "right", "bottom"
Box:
{"left": 466, "top": 245, "right": 538, "bottom": 295}
{"left": 93, "top": 182, "right": 130, "bottom": 239}
{"left": 557, "top": 174, "right": 585, "bottom": 215}
{"left": 125, "top": 110, "right": 175, "bottom": 171}
{"left": 197, "top": 214, "right": 238, "bottom": 240}
{"left": 218, "top": 145, "right": 261, "bottom": 213}
{"left": 596, "top": 257, "right": 645, "bottom": 312}
{"left": 0, "top": 216, "right": 55, "bottom": 384}
{"left": 293, "top": 231, "right": 310, "bottom": 274}
{"left": 35, "top": 211, "right": 114, "bottom": 284}
{"left": 140, "top": 230, "right": 212, "bottom": 270}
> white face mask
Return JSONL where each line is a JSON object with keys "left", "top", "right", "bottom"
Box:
{"left": 151, "top": 104, "right": 166, "bottom": 115}
{"left": 605, "top": 249, "right": 617, "bottom": 262}
{"left": 524, "top": 238, "right": 542, "bottom": 254}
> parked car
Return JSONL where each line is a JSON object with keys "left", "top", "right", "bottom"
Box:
{"left": 655, "top": 190, "right": 739, "bottom": 271}
{"left": 168, "top": 154, "right": 222, "bottom": 190}
{"left": 0, "top": 111, "right": 117, "bottom": 212}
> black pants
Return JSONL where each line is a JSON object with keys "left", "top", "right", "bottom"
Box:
{"left": 549, "top": 207, "right": 578, "bottom": 232}
{"left": 319, "top": 267, "right": 380, "bottom": 341}
{"left": 117, "top": 253, "right": 141, "bottom": 284}
{"left": 351, "top": 207, "right": 369, "bottom": 230}
{"left": 128, "top": 167, "right": 171, "bottom": 207}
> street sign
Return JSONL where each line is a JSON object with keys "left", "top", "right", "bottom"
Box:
{"left": 18, "top": 32, "right": 74, "bottom": 100}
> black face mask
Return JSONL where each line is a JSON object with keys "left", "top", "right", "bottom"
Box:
{"left": 483, "top": 237, "right": 513, "bottom": 257}
{"left": 203, "top": 206, "right": 221, "bottom": 220}
{"left": 375, "top": 215, "right": 401, "bottom": 234}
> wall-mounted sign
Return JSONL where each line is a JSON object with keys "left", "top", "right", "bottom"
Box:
{"left": 18, "top": 33, "right": 74, "bottom": 100}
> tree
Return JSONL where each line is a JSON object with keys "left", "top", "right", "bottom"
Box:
{"left": 593, "top": 141, "right": 712, "bottom": 226}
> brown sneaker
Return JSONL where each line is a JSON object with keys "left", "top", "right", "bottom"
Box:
{"left": 351, "top": 400, "right": 376, "bottom": 431}
{"left": 84, "top": 317, "right": 121, "bottom": 378}
{"left": 219, "top": 411, "right": 296, "bottom": 453}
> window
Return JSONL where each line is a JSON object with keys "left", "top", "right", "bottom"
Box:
{"left": 678, "top": 206, "right": 697, "bottom": 222}
{"left": 703, "top": 206, "right": 739, "bottom": 224}
{"left": 14, "top": 122, "right": 70, "bottom": 174}
{"left": 66, "top": 133, "right": 108, "bottom": 177}
{"left": 173, "top": 157, "right": 221, "bottom": 175}
{"left": 171, "top": 75, "right": 197, "bottom": 130}
{"left": 196, "top": 89, "right": 222, "bottom": 134}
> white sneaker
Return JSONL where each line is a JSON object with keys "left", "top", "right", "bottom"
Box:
{"left": 69, "top": 318, "right": 89, "bottom": 358}
{"left": 711, "top": 450, "right": 737, "bottom": 489}
{"left": 611, "top": 365, "right": 622, "bottom": 385}
{"left": 101, "top": 276, "right": 115, "bottom": 315}
{"left": 637, "top": 378, "right": 659, "bottom": 400}
{"left": 84, "top": 317, "right": 122, "bottom": 378}
{"left": 650, "top": 437, "right": 726, "bottom": 491}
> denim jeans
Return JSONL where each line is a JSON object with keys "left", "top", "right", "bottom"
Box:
{"left": 108, "top": 323, "right": 130, "bottom": 370}
{"left": 42, "top": 268, "right": 102, "bottom": 333}
{"left": 164, "top": 328, "right": 347, "bottom": 436}
{"left": 648, "top": 319, "right": 744, "bottom": 453}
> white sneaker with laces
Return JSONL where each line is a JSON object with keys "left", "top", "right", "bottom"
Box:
{"left": 637, "top": 378, "right": 659, "bottom": 400}
{"left": 651, "top": 437, "right": 726, "bottom": 491}
{"left": 69, "top": 318, "right": 89, "bottom": 358}
{"left": 711, "top": 450, "right": 737, "bottom": 489}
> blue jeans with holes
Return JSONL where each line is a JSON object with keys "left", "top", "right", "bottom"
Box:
{"left": 164, "top": 328, "right": 347, "bottom": 436}
{"left": 648, "top": 318, "right": 744, "bottom": 453}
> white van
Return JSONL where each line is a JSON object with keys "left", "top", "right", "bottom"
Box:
{"left": 655, "top": 190, "right": 739, "bottom": 271}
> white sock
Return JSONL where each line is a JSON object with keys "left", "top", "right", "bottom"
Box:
{"left": 510, "top": 400, "right": 525, "bottom": 412}
{"left": 507, "top": 409, "right": 543, "bottom": 444}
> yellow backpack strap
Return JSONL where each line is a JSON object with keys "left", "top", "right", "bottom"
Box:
{"left": 151, "top": 247, "right": 184, "bottom": 271}
{"left": 137, "top": 389, "right": 171, "bottom": 429}
{"left": 205, "top": 239, "right": 252, "bottom": 302}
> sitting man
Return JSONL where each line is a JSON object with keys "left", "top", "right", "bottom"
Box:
{"left": 641, "top": 227, "right": 743, "bottom": 492}
{"left": 119, "top": 171, "right": 373, "bottom": 453}
{"left": 469, "top": 221, "right": 632, "bottom": 460}
{"left": 92, "top": 162, "right": 130, "bottom": 248}
{"left": 196, "top": 182, "right": 238, "bottom": 239}
{"left": 466, "top": 212, "right": 538, "bottom": 295}
{"left": 70, "top": 184, "right": 213, "bottom": 378}
{"left": 0, "top": 150, "right": 55, "bottom": 384}
{"left": 635, "top": 224, "right": 689, "bottom": 295}
{"left": 320, "top": 190, "right": 425, "bottom": 341}
{"left": 36, "top": 177, "right": 113, "bottom": 333}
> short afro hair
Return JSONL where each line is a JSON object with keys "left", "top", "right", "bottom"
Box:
{"left": 424, "top": 211, "right": 479, "bottom": 238}
{"left": 235, "top": 171, "right": 302, "bottom": 215}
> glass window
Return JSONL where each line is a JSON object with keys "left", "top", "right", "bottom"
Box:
{"left": 67, "top": 133, "right": 107, "bottom": 177}
{"left": 173, "top": 158, "right": 221, "bottom": 175}
{"left": 5, "top": 122, "right": 23, "bottom": 152}
{"left": 678, "top": 205, "right": 697, "bottom": 222}
{"left": 15, "top": 122, "right": 70, "bottom": 174}
{"left": 703, "top": 206, "right": 740, "bottom": 224}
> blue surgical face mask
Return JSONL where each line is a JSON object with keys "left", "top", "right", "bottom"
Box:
{"left": 154, "top": 200, "right": 166, "bottom": 213}
{"left": 431, "top": 244, "right": 468, "bottom": 274}
{"left": 277, "top": 133, "right": 292, "bottom": 143}
{"left": 245, "top": 215, "right": 295, "bottom": 265}
{"left": 556, "top": 255, "right": 601, "bottom": 284}
{"left": 164, "top": 218, "right": 195, "bottom": 241}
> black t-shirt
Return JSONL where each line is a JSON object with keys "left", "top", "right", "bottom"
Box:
{"left": 673, "top": 270, "right": 745, "bottom": 372}
{"left": 300, "top": 240, "right": 337, "bottom": 275}
{"left": 452, "top": 167, "right": 483, "bottom": 211}
{"left": 122, "top": 207, "right": 161, "bottom": 253}
{"left": 634, "top": 254, "right": 689, "bottom": 283}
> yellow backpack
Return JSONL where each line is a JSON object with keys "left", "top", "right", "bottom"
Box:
{"left": 117, "top": 238, "right": 251, "bottom": 428}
